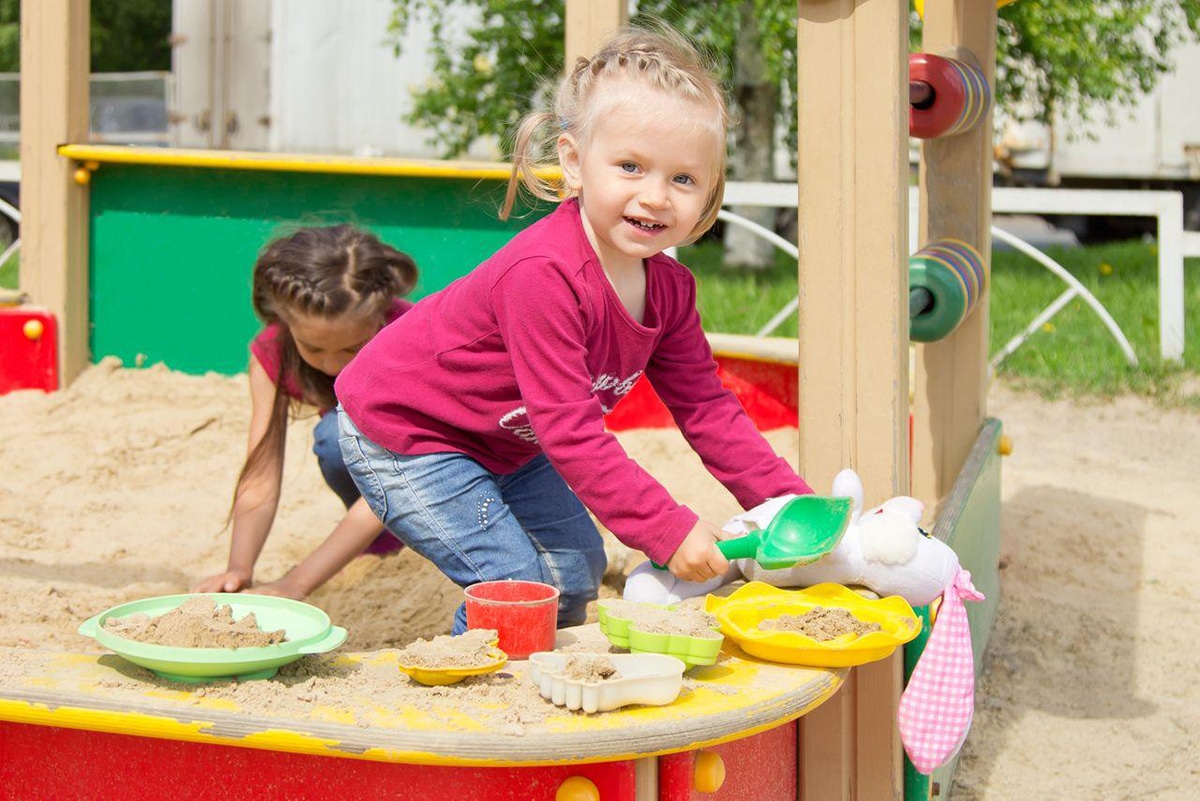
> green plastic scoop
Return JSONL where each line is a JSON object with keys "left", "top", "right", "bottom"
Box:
{"left": 717, "top": 494, "right": 853, "bottom": 570}
{"left": 654, "top": 494, "right": 854, "bottom": 571}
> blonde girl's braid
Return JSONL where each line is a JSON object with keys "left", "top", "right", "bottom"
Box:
{"left": 502, "top": 23, "right": 731, "bottom": 239}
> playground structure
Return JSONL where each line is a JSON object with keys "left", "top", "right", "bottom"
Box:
{"left": 3, "top": 1, "right": 1006, "bottom": 799}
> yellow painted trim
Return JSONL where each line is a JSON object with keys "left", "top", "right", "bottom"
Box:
{"left": 0, "top": 674, "right": 843, "bottom": 767}
{"left": 57, "top": 144, "right": 563, "bottom": 183}
{"left": 0, "top": 698, "right": 345, "bottom": 757}
{"left": 707, "top": 333, "right": 799, "bottom": 366}
{"left": 915, "top": 0, "right": 1016, "bottom": 19}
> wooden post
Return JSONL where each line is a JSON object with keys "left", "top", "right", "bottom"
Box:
{"left": 18, "top": 0, "right": 90, "bottom": 384}
{"left": 911, "top": 1, "right": 998, "bottom": 506}
{"left": 564, "top": 0, "right": 628, "bottom": 67}
{"left": 795, "top": 1, "right": 909, "bottom": 799}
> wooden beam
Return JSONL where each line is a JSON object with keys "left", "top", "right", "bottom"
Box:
{"left": 911, "top": 0, "right": 998, "bottom": 506}
{"left": 18, "top": 0, "right": 90, "bottom": 384}
{"left": 796, "top": 1, "right": 909, "bottom": 798}
{"left": 564, "top": 0, "right": 628, "bottom": 67}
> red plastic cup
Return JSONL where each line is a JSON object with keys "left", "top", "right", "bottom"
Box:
{"left": 464, "top": 580, "right": 560, "bottom": 660}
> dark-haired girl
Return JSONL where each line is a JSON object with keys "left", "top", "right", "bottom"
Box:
{"left": 195, "top": 224, "right": 418, "bottom": 598}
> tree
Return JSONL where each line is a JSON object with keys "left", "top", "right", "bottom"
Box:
{"left": 388, "top": 0, "right": 797, "bottom": 268}
{"left": 89, "top": 0, "right": 172, "bottom": 73}
{"left": 389, "top": 1, "right": 1200, "bottom": 259}
{"left": 0, "top": 0, "right": 171, "bottom": 72}
{"left": 988, "top": 1, "right": 1199, "bottom": 132}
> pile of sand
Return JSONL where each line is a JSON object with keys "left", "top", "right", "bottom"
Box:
{"left": 395, "top": 628, "right": 500, "bottom": 668}
{"left": 0, "top": 359, "right": 1197, "bottom": 798}
{"left": 103, "top": 595, "right": 287, "bottom": 648}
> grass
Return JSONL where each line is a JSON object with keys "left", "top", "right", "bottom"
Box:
{"left": 0, "top": 252, "right": 15, "bottom": 290}
{"left": 682, "top": 241, "right": 801, "bottom": 338}
{"left": 989, "top": 241, "right": 1199, "bottom": 402}
{"left": 683, "top": 237, "right": 1200, "bottom": 405}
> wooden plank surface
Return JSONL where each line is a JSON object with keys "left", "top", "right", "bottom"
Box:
{"left": 18, "top": 0, "right": 90, "bottom": 384}
{"left": 565, "top": 0, "right": 628, "bottom": 66}
{"left": 911, "top": 0, "right": 999, "bottom": 507}
{"left": 795, "top": 1, "right": 910, "bottom": 798}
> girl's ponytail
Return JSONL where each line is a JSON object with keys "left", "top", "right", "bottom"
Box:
{"left": 501, "top": 111, "right": 562, "bottom": 220}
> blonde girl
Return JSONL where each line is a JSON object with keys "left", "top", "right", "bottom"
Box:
{"left": 334, "top": 25, "right": 814, "bottom": 633}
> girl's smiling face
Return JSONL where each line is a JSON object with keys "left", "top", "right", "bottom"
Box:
{"left": 558, "top": 83, "right": 723, "bottom": 276}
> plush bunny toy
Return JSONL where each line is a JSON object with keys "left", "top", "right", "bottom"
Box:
{"left": 624, "top": 469, "right": 958, "bottom": 607}
{"left": 623, "top": 468, "right": 984, "bottom": 775}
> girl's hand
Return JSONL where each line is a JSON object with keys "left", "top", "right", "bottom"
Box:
{"left": 246, "top": 576, "right": 307, "bottom": 601}
{"left": 666, "top": 520, "right": 730, "bottom": 583}
{"left": 193, "top": 569, "right": 252, "bottom": 594}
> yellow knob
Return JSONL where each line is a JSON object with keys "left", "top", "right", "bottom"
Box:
{"left": 998, "top": 435, "right": 1013, "bottom": 456}
{"left": 73, "top": 167, "right": 91, "bottom": 185}
{"left": 556, "top": 776, "right": 599, "bottom": 801}
{"left": 694, "top": 750, "right": 726, "bottom": 793}
{"left": 23, "top": 319, "right": 44, "bottom": 340}
{"left": 915, "top": 0, "right": 1016, "bottom": 18}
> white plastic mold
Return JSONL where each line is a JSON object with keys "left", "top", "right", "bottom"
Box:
{"left": 527, "top": 651, "right": 685, "bottom": 714}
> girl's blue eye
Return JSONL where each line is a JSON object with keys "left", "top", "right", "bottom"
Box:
{"left": 620, "top": 162, "right": 638, "bottom": 173}
{"left": 674, "top": 174, "right": 695, "bottom": 186}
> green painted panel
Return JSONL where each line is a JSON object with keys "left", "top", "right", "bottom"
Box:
{"left": 904, "top": 418, "right": 1004, "bottom": 801}
{"left": 88, "top": 163, "right": 546, "bottom": 375}
{"left": 903, "top": 604, "right": 935, "bottom": 801}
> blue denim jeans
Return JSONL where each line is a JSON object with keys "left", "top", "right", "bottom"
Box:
{"left": 337, "top": 409, "right": 606, "bottom": 633}
{"left": 313, "top": 409, "right": 403, "bottom": 553}
{"left": 313, "top": 409, "right": 362, "bottom": 508}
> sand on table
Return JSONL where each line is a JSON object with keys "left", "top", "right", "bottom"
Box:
{"left": 395, "top": 628, "right": 501, "bottom": 669}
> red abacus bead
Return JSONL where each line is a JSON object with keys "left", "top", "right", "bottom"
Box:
{"left": 909, "top": 53, "right": 991, "bottom": 139}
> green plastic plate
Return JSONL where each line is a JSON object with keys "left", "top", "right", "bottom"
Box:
{"left": 78, "top": 593, "right": 347, "bottom": 684}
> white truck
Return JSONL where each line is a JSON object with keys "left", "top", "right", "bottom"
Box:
{"left": 994, "top": 41, "right": 1200, "bottom": 238}
{"left": 169, "top": 0, "right": 462, "bottom": 159}
{"left": 170, "top": 2, "right": 1200, "bottom": 239}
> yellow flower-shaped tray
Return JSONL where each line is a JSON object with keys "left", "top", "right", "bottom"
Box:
{"left": 704, "top": 582, "right": 921, "bottom": 668}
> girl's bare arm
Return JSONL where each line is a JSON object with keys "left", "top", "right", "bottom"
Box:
{"left": 193, "top": 356, "right": 282, "bottom": 592}
{"left": 250, "top": 498, "right": 386, "bottom": 599}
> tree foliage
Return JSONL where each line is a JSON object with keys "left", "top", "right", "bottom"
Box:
{"left": 917, "top": 0, "right": 1200, "bottom": 131}
{"left": 0, "top": 0, "right": 171, "bottom": 73}
{"left": 387, "top": 0, "right": 796, "bottom": 159}
{"left": 390, "top": 0, "right": 1200, "bottom": 159}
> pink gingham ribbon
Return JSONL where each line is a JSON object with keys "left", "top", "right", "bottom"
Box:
{"left": 898, "top": 568, "right": 984, "bottom": 774}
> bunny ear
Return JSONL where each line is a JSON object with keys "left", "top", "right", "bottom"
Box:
{"left": 831, "top": 469, "right": 864, "bottom": 520}
{"left": 877, "top": 496, "right": 925, "bottom": 524}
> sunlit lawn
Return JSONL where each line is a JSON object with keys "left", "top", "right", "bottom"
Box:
{"left": 685, "top": 237, "right": 1199, "bottom": 403}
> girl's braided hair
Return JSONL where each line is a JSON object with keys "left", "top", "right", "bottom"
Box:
{"left": 501, "top": 23, "right": 730, "bottom": 246}
{"left": 234, "top": 225, "right": 418, "bottom": 511}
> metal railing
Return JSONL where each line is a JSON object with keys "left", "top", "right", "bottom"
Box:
{"left": 718, "top": 181, "right": 1185, "bottom": 363}
{"left": 0, "top": 195, "right": 18, "bottom": 274}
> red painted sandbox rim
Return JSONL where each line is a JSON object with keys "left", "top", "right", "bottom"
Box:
{"left": 606, "top": 334, "right": 799, "bottom": 432}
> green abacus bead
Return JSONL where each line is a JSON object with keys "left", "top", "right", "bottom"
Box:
{"left": 909, "top": 254, "right": 970, "bottom": 342}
